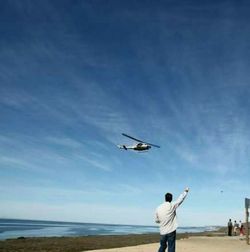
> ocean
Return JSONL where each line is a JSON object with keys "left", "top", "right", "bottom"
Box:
{"left": 0, "top": 219, "right": 219, "bottom": 240}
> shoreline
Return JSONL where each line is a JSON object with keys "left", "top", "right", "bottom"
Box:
{"left": 0, "top": 228, "right": 228, "bottom": 252}
{"left": 85, "top": 235, "right": 249, "bottom": 252}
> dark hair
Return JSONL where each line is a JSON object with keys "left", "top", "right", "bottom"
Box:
{"left": 165, "top": 193, "right": 173, "bottom": 202}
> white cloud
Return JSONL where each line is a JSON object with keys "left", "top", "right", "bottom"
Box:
{"left": 0, "top": 156, "right": 48, "bottom": 173}
{"left": 0, "top": 89, "right": 34, "bottom": 108}
{"left": 46, "top": 136, "right": 84, "bottom": 149}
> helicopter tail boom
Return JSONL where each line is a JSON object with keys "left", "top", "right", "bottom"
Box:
{"left": 117, "top": 145, "right": 127, "bottom": 150}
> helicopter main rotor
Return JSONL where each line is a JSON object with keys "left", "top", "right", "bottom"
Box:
{"left": 122, "top": 133, "right": 160, "bottom": 148}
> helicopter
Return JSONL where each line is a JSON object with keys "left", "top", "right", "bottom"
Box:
{"left": 117, "top": 133, "right": 160, "bottom": 151}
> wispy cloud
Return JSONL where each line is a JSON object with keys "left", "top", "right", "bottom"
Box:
{"left": 0, "top": 134, "right": 117, "bottom": 174}
{"left": 46, "top": 136, "right": 84, "bottom": 149}
{"left": 0, "top": 156, "right": 44, "bottom": 173}
{"left": 74, "top": 153, "right": 112, "bottom": 172}
{"left": 0, "top": 88, "right": 35, "bottom": 108}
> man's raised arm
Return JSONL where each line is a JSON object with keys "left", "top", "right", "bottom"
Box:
{"left": 173, "top": 187, "right": 189, "bottom": 209}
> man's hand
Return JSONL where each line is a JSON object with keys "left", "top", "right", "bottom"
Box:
{"left": 185, "top": 187, "right": 189, "bottom": 192}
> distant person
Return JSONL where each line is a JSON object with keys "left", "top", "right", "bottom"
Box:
{"left": 233, "top": 220, "right": 239, "bottom": 236}
{"left": 239, "top": 221, "right": 242, "bottom": 230}
{"left": 155, "top": 188, "right": 189, "bottom": 252}
{"left": 239, "top": 221, "right": 244, "bottom": 236}
{"left": 228, "top": 219, "right": 233, "bottom": 236}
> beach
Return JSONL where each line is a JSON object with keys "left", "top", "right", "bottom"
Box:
{"left": 1, "top": 229, "right": 249, "bottom": 252}
{"left": 86, "top": 236, "right": 249, "bottom": 252}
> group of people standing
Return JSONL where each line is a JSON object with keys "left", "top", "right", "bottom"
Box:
{"left": 227, "top": 219, "right": 245, "bottom": 236}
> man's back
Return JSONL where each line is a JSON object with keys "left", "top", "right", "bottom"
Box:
{"left": 155, "top": 189, "right": 188, "bottom": 235}
{"left": 156, "top": 202, "right": 178, "bottom": 234}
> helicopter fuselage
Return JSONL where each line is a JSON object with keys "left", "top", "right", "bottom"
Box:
{"left": 133, "top": 143, "right": 151, "bottom": 151}
{"left": 118, "top": 143, "right": 151, "bottom": 151}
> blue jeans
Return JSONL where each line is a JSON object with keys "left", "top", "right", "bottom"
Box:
{"left": 158, "top": 230, "right": 176, "bottom": 252}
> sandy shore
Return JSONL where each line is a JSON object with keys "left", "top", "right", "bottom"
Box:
{"left": 85, "top": 236, "right": 249, "bottom": 252}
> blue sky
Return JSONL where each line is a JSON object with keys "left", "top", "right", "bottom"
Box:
{"left": 0, "top": 0, "right": 250, "bottom": 226}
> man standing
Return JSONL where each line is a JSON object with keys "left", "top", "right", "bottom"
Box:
{"left": 228, "top": 219, "right": 233, "bottom": 236}
{"left": 233, "top": 220, "right": 239, "bottom": 236}
{"left": 155, "top": 188, "right": 189, "bottom": 252}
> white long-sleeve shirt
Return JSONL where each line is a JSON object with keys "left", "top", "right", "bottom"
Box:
{"left": 155, "top": 191, "right": 188, "bottom": 235}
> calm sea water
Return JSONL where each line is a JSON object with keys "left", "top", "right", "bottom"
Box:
{"left": 0, "top": 219, "right": 219, "bottom": 240}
